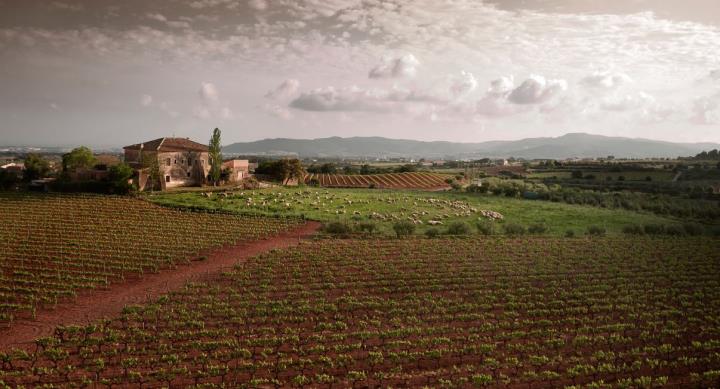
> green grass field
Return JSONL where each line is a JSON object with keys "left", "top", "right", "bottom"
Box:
{"left": 148, "top": 187, "right": 682, "bottom": 236}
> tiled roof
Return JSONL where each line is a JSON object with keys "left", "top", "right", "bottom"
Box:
{"left": 124, "top": 137, "right": 209, "bottom": 152}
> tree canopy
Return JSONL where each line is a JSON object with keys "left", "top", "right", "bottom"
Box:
{"left": 62, "top": 146, "right": 96, "bottom": 172}
{"left": 208, "top": 128, "right": 222, "bottom": 186}
{"left": 23, "top": 153, "right": 50, "bottom": 181}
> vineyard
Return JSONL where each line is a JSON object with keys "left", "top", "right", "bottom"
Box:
{"left": 2, "top": 237, "right": 719, "bottom": 387}
{"left": 0, "top": 193, "right": 301, "bottom": 327}
{"left": 304, "top": 172, "right": 451, "bottom": 189}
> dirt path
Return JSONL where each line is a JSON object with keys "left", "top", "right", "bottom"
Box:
{"left": 0, "top": 221, "right": 321, "bottom": 351}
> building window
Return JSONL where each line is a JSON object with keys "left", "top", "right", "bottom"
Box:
{"left": 165, "top": 158, "right": 171, "bottom": 166}
{"left": 187, "top": 172, "right": 191, "bottom": 177}
{"left": 165, "top": 175, "right": 170, "bottom": 183}
{"left": 188, "top": 158, "right": 193, "bottom": 165}
{"left": 174, "top": 159, "right": 177, "bottom": 164}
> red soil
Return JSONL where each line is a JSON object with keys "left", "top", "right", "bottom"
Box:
{"left": 0, "top": 221, "right": 321, "bottom": 352}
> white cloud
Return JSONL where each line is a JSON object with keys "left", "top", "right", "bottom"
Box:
{"left": 601, "top": 92, "right": 654, "bottom": 111}
{"left": 581, "top": 71, "right": 633, "bottom": 89}
{"left": 709, "top": 69, "right": 720, "bottom": 81}
{"left": 449, "top": 71, "right": 478, "bottom": 99}
{"left": 199, "top": 82, "right": 219, "bottom": 104}
{"left": 50, "top": 2, "right": 83, "bottom": 12}
{"left": 265, "top": 79, "right": 300, "bottom": 100}
{"left": 290, "top": 86, "right": 399, "bottom": 112}
{"left": 692, "top": 93, "right": 720, "bottom": 124}
{"left": 508, "top": 75, "right": 568, "bottom": 105}
{"left": 140, "top": 94, "right": 153, "bottom": 107}
{"left": 368, "top": 54, "right": 420, "bottom": 79}
{"left": 145, "top": 13, "right": 167, "bottom": 22}
{"left": 248, "top": 0, "right": 268, "bottom": 11}
{"left": 263, "top": 103, "right": 293, "bottom": 120}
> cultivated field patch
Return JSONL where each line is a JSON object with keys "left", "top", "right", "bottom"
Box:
{"left": 2, "top": 237, "right": 718, "bottom": 387}
{"left": 0, "top": 193, "right": 301, "bottom": 326}
{"left": 304, "top": 172, "right": 451, "bottom": 189}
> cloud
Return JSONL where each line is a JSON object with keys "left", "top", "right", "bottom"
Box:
{"left": 49, "top": 103, "right": 60, "bottom": 111}
{"left": 507, "top": 75, "right": 568, "bottom": 105}
{"left": 709, "top": 69, "right": 720, "bottom": 81}
{"left": 581, "top": 71, "right": 633, "bottom": 89}
{"left": 265, "top": 79, "right": 300, "bottom": 100}
{"left": 146, "top": 13, "right": 167, "bottom": 22}
{"left": 449, "top": 71, "right": 478, "bottom": 98}
{"left": 199, "top": 82, "right": 219, "bottom": 104}
{"left": 248, "top": 0, "right": 268, "bottom": 11}
{"left": 194, "top": 82, "right": 233, "bottom": 120}
{"left": 487, "top": 76, "right": 515, "bottom": 97}
{"left": 50, "top": 2, "right": 83, "bottom": 12}
{"left": 189, "top": 0, "right": 239, "bottom": 9}
{"left": 692, "top": 93, "right": 720, "bottom": 124}
{"left": 263, "top": 103, "right": 293, "bottom": 120}
{"left": 140, "top": 94, "right": 153, "bottom": 107}
{"left": 290, "top": 86, "right": 398, "bottom": 112}
{"left": 600, "top": 92, "right": 654, "bottom": 111}
{"left": 368, "top": 54, "right": 420, "bottom": 79}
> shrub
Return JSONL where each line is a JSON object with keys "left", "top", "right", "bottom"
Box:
{"left": 503, "top": 223, "right": 526, "bottom": 236}
{"left": 622, "top": 224, "right": 644, "bottom": 235}
{"left": 643, "top": 224, "right": 666, "bottom": 235}
{"left": 586, "top": 225, "right": 606, "bottom": 236}
{"left": 446, "top": 221, "right": 472, "bottom": 235}
{"left": 393, "top": 221, "right": 416, "bottom": 238}
{"left": 323, "top": 222, "right": 352, "bottom": 235}
{"left": 564, "top": 229, "right": 576, "bottom": 238}
{"left": 683, "top": 223, "right": 704, "bottom": 236}
{"left": 425, "top": 228, "right": 440, "bottom": 238}
{"left": 476, "top": 220, "right": 495, "bottom": 236}
{"left": 355, "top": 222, "right": 376, "bottom": 234}
{"left": 527, "top": 223, "right": 548, "bottom": 234}
{"left": 664, "top": 224, "right": 686, "bottom": 236}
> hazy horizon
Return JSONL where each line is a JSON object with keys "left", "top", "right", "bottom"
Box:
{"left": 1, "top": 0, "right": 720, "bottom": 147}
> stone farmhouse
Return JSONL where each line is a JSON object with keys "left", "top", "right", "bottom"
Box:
{"left": 123, "top": 137, "right": 251, "bottom": 190}
{"left": 124, "top": 137, "right": 210, "bottom": 190}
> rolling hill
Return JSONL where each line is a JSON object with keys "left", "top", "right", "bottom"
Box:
{"left": 224, "top": 133, "right": 719, "bottom": 159}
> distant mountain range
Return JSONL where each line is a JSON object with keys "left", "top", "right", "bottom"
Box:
{"left": 224, "top": 133, "right": 720, "bottom": 159}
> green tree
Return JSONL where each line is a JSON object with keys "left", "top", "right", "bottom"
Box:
{"left": 280, "top": 159, "right": 305, "bottom": 185}
{"left": 62, "top": 146, "right": 96, "bottom": 172}
{"left": 208, "top": 128, "right": 222, "bottom": 186}
{"left": 23, "top": 153, "right": 50, "bottom": 181}
{"left": 108, "top": 163, "right": 135, "bottom": 194}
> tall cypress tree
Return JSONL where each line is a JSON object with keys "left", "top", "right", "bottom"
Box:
{"left": 208, "top": 128, "right": 222, "bottom": 186}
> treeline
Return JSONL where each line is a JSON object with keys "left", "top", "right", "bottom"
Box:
{"left": 693, "top": 149, "right": 720, "bottom": 160}
{"left": 466, "top": 182, "right": 720, "bottom": 221}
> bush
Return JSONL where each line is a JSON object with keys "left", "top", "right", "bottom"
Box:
{"left": 643, "top": 224, "right": 666, "bottom": 235}
{"left": 323, "top": 222, "right": 352, "bottom": 235}
{"left": 503, "top": 223, "right": 526, "bottom": 236}
{"left": 622, "top": 224, "right": 645, "bottom": 235}
{"left": 446, "top": 221, "right": 472, "bottom": 235}
{"left": 527, "top": 223, "right": 548, "bottom": 234}
{"left": 564, "top": 229, "right": 576, "bottom": 238}
{"left": 683, "top": 222, "right": 705, "bottom": 236}
{"left": 425, "top": 228, "right": 440, "bottom": 238}
{"left": 476, "top": 220, "right": 495, "bottom": 236}
{"left": 664, "top": 224, "right": 686, "bottom": 236}
{"left": 354, "top": 222, "right": 376, "bottom": 234}
{"left": 586, "top": 225, "right": 606, "bottom": 236}
{"left": 393, "top": 221, "right": 416, "bottom": 238}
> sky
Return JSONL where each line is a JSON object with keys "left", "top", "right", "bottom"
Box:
{"left": 1, "top": 0, "right": 719, "bottom": 147}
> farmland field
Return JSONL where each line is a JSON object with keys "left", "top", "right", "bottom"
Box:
{"left": 149, "top": 187, "right": 684, "bottom": 236}
{"left": 0, "top": 193, "right": 301, "bottom": 326}
{"left": 1, "top": 237, "right": 718, "bottom": 387}
{"left": 304, "top": 172, "right": 451, "bottom": 189}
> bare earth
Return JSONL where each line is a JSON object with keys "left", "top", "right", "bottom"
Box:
{"left": 0, "top": 221, "right": 321, "bottom": 351}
